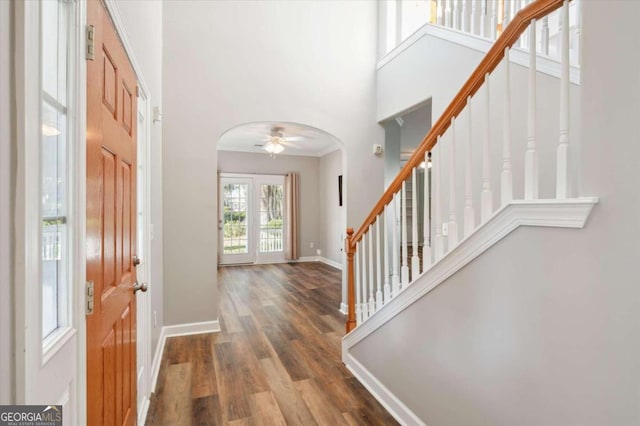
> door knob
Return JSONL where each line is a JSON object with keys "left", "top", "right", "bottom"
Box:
{"left": 133, "top": 282, "right": 148, "bottom": 293}
{"left": 133, "top": 255, "right": 141, "bottom": 266}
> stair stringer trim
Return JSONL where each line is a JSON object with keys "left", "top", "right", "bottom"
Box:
{"left": 343, "top": 198, "right": 598, "bottom": 351}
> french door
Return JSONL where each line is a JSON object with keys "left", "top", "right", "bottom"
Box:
{"left": 219, "top": 174, "right": 286, "bottom": 265}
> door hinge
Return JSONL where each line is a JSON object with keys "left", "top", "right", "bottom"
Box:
{"left": 86, "top": 25, "right": 95, "bottom": 61}
{"left": 86, "top": 280, "right": 95, "bottom": 315}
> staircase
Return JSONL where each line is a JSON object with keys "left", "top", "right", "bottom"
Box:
{"left": 342, "top": 0, "right": 597, "bottom": 424}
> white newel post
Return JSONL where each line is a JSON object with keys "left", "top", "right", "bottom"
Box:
{"left": 448, "top": 117, "right": 459, "bottom": 249}
{"left": 502, "top": 47, "right": 513, "bottom": 205}
{"left": 391, "top": 193, "right": 400, "bottom": 296}
{"left": 481, "top": 73, "right": 493, "bottom": 222}
{"left": 383, "top": 205, "right": 391, "bottom": 302}
{"left": 464, "top": 97, "right": 475, "bottom": 237}
{"left": 401, "top": 181, "right": 410, "bottom": 288}
{"left": 356, "top": 241, "right": 363, "bottom": 323}
{"left": 525, "top": 19, "right": 539, "bottom": 200}
{"left": 411, "top": 168, "right": 420, "bottom": 280}
{"left": 433, "top": 140, "right": 444, "bottom": 260}
{"left": 556, "top": 0, "right": 570, "bottom": 199}
{"left": 375, "top": 218, "right": 383, "bottom": 310}
{"left": 367, "top": 227, "right": 375, "bottom": 316}
{"left": 423, "top": 151, "right": 432, "bottom": 271}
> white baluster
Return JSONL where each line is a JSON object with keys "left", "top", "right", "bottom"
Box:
{"left": 361, "top": 236, "right": 368, "bottom": 319}
{"left": 502, "top": 48, "right": 513, "bottom": 205}
{"left": 541, "top": 16, "right": 550, "bottom": 56}
{"left": 574, "top": 0, "right": 581, "bottom": 66}
{"left": 383, "top": 204, "right": 391, "bottom": 302}
{"left": 368, "top": 226, "right": 375, "bottom": 315}
{"left": 437, "top": 0, "right": 445, "bottom": 26}
{"left": 445, "top": 0, "right": 453, "bottom": 28}
{"left": 433, "top": 140, "right": 444, "bottom": 260}
{"left": 401, "top": 181, "right": 410, "bottom": 288}
{"left": 391, "top": 193, "right": 400, "bottom": 296}
{"left": 423, "top": 151, "right": 432, "bottom": 271}
{"left": 411, "top": 168, "right": 420, "bottom": 280}
{"left": 556, "top": 0, "right": 570, "bottom": 199}
{"left": 464, "top": 96, "right": 475, "bottom": 238}
{"left": 480, "top": 0, "right": 487, "bottom": 38}
{"left": 448, "top": 117, "right": 459, "bottom": 248}
{"left": 453, "top": 0, "right": 460, "bottom": 30}
{"left": 525, "top": 19, "right": 539, "bottom": 200}
{"left": 490, "top": 0, "right": 498, "bottom": 39}
{"left": 356, "top": 240, "right": 363, "bottom": 323}
{"left": 481, "top": 73, "right": 493, "bottom": 222}
{"left": 470, "top": 0, "right": 478, "bottom": 35}
{"left": 462, "top": 0, "right": 469, "bottom": 32}
{"left": 375, "top": 218, "right": 383, "bottom": 310}
{"left": 503, "top": 0, "right": 511, "bottom": 29}
{"left": 520, "top": 0, "right": 529, "bottom": 48}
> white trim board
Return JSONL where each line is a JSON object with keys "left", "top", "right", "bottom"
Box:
{"left": 343, "top": 351, "right": 426, "bottom": 426}
{"left": 343, "top": 198, "right": 598, "bottom": 351}
{"left": 289, "top": 256, "right": 343, "bottom": 270}
{"left": 377, "top": 22, "right": 581, "bottom": 85}
{"left": 148, "top": 320, "right": 220, "bottom": 401}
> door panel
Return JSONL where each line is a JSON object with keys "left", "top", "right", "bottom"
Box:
{"left": 87, "top": 1, "right": 138, "bottom": 425}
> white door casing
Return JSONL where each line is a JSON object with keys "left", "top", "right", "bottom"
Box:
{"left": 13, "top": 1, "right": 86, "bottom": 424}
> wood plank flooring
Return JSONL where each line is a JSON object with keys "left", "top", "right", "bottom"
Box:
{"left": 145, "top": 262, "right": 398, "bottom": 425}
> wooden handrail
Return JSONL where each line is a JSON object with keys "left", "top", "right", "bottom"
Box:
{"left": 348, "top": 0, "right": 568, "bottom": 250}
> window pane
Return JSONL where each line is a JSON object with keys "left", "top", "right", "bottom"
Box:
{"left": 259, "top": 184, "right": 283, "bottom": 253}
{"left": 223, "top": 184, "right": 249, "bottom": 254}
{"left": 41, "top": 0, "right": 69, "bottom": 340}
{"left": 41, "top": 101, "right": 67, "bottom": 338}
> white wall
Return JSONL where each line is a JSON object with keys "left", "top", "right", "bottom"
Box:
{"left": 162, "top": 0, "right": 382, "bottom": 326}
{"left": 115, "top": 0, "right": 164, "bottom": 355}
{"left": 0, "top": 0, "right": 14, "bottom": 405}
{"left": 318, "top": 149, "right": 345, "bottom": 264}
{"left": 350, "top": 1, "right": 640, "bottom": 424}
{"left": 217, "top": 151, "right": 320, "bottom": 258}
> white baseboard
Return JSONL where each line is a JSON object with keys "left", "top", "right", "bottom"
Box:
{"left": 137, "top": 397, "right": 150, "bottom": 426}
{"left": 343, "top": 351, "right": 426, "bottom": 426}
{"left": 149, "top": 319, "right": 220, "bottom": 397}
{"left": 290, "top": 255, "right": 343, "bottom": 270}
{"left": 339, "top": 302, "right": 348, "bottom": 315}
{"left": 318, "top": 256, "right": 343, "bottom": 270}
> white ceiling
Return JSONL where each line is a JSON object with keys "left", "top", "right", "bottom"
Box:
{"left": 217, "top": 122, "right": 341, "bottom": 157}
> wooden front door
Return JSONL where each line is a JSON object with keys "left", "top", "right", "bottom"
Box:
{"left": 86, "top": 1, "right": 138, "bottom": 424}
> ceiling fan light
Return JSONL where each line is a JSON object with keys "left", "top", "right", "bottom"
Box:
{"left": 263, "top": 137, "right": 285, "bottom": 154}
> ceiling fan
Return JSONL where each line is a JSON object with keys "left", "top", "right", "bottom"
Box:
{"left": 258, "top": 126, "right": 304, "bottom": 156}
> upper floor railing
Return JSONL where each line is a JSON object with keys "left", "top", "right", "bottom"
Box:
{"left": 346, "top": 0, "right": 575, "bottom": 332}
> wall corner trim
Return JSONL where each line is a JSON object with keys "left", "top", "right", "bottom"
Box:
{"left": 342, "top": 351, "right": 426, "bottom": 426}
{"left": 343, "top": 198, "right": 599, "bottom": 350}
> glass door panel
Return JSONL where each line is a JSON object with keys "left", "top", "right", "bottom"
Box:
{"left": 220, "top": 177, "right": 254, "bottom": 264}
{"left": 258, "top": 184, "right": 284, "bottom": 253}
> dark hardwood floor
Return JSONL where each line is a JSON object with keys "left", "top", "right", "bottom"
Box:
{"left": 145, "top": 262, "right": 399, "bottom": 425}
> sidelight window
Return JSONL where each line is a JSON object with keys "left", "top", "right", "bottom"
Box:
{"left": 41, "top": 0, "right": 71, "bottom": 339}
